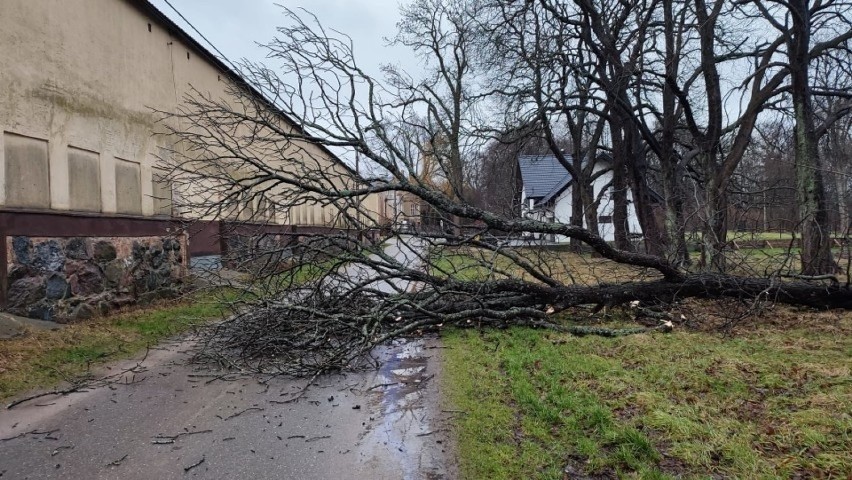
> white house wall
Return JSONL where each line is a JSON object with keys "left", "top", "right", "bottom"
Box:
{"left": 524, "top": 165, "right": 644, "bottom": 243}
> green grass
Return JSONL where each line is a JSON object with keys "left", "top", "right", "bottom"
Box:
{"left": 429, "top": 251, "right": 494, "bottom": 281}
{"left": 689, "top": 231, "right": 797, "bottom": 241}
{"left": 442, "top": 316, "right": 852, "bottom": 479}
{"left": 726, "top": 231, "right": 795, "bottom": 241}
{"left": 0, "top": 292, "right": 229, "bottom": 401}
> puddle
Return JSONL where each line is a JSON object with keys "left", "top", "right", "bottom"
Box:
{"left": 360, "top": 337, "right": 445, "bottom": 479}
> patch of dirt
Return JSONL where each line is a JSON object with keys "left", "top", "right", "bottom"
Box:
{"left": 672, "top": 299, "right": 852, "bottom": 334}
{"left": 561, "top": 455, "right": 614, "bottom": 480}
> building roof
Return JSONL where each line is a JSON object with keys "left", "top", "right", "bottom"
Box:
{"left": 518, "top": 154, "right": 572, "bottom": 202}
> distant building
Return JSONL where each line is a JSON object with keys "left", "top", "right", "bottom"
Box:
{"left": 518, "top": 154, "right": 643, "bottom": 243}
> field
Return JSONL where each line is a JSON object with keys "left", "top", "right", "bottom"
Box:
{"left": 434, "top": 245, "right": 851, "bottom": 478}
{"left": 442, "top": 307, "right": 852, "bottom": 478}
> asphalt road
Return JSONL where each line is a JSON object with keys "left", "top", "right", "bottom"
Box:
{"left": 0, "top": 336, "right": 454, "bottom": 479}
{"left": 0, "top": 234, "right": 456, "bottom": 479}
{"left": 323, "top": 234, "right": 426, "bottom": 295}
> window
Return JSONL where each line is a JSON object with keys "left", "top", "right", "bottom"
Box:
{"left": 257, "top": 197, "right": 275, "bottom": 221}
{"left": 152, "top": 170, "right": 173, "bottom": 216}
{"left": 115, "top": 158, "right": 142, "bottom": 215}
{"left": 68, "top": 147, "right": 101, "bottom": 212}
{"left": 4, "top": 132, "right": 50, "bottom": 208}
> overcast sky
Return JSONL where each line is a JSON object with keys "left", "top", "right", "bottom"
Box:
{"left": 149, "top": 0, "right": 414, "bottom": 79}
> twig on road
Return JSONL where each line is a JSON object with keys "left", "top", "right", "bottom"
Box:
{"left": 151, "top": 429, "right": 213, "bottom": 444}
{"left": 183, "top": 456, "right": 205, "bottom": 473}
{"left": 221, "top": 407, "right": 264, "bottom": 421}
{"left": 105, "top": 454, "right": 128, "bottom": 466}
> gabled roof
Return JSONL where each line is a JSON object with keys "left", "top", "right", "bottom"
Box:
{"left": 518, "top": 155, "right": 572, "bottom": 201}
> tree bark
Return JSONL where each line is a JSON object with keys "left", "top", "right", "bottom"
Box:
{"left": 660, "top": 0, "right": 689, "bottom": 266}
{"left": 701, "top": 155, "right": 729, "bottom": 273}
{"left": 788, "top": 0, "right": 837, "bottom": 275}
{"left": 610, "top": 121, "right": 631, "bottom": 251}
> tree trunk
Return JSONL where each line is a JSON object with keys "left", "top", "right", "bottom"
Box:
{"left": 624, "top": 123, "right": 664, "bottom": 255}
{"left": 660, "top": 0, "right": 689, "bottom": 266}
{"left": 582, "top": 181, "right": 600, "bottom": 238}
{"left": 570, "top": 153, "right": 585, "bottom": 250}
{"left": 788, "top": 0, "right": 837, "bottom": 275}
{"left": 701, "top": 155, "right": 728, "bottom": 273}
{"left": 662, "top": 162, "right": 689, "bottom": 266}
{"left": 835, "top": 158, "right": 849, "bottom": 236}
{"left": 609, "top": 121, "right": 631, "bottom": 250}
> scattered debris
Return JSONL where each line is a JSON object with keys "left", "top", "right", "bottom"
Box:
{"left": 151, "top": 429, "right": 213, "bottom": 444}
{"left": 222, "top": 406, "right": 264, "bottom": 421}
{"left": 50, "top": 445, "right": 73, "bottom": 456}
{"left": 105, "top": 454, "right": 128, "bottom": 467}
{"left": 367, "top": 383, "right": 398, "bottom": 391}
{"left": 1, "top": 429, "right": 60, "bottom": 442}
{"left": 183, "top": 456, "right": 205, "bottom": 473}
{"left": 6, "top": 356, "right": 150, "bottom": 410}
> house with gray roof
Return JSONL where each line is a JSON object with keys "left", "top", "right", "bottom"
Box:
{"left": 518, "top": 154, "right": 643, "bottom": 243}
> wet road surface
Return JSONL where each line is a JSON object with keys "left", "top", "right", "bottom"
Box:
{"left": 0, "top": 234, "right": 454, "bottom": 479}
{"left": 0, "top": 336, "right": 455, "bottom": 479}
{"left": 323, "top": 235, "right": 426, "bottom": 295}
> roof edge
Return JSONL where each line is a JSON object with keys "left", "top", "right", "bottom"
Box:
{"left": 129, "top": 0, "right": 344, "bottom": 165}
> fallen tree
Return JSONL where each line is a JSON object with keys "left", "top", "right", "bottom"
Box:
{"left": 162, "top": 2, "right": 852, "bottom": 375}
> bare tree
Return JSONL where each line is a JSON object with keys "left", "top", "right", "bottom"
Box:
{"left": 160, "top": 3, "right": 852, "bottom": 376}
{"left": 744, "top": 0, "right": 852, "bottom": 274}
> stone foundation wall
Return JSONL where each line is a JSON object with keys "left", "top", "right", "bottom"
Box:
{"left": 5, "top": 235, "right": 186, "bottom": 322}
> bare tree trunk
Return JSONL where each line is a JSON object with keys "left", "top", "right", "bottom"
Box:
{"left": 582, "top": 181, "right": 600, "bottom": 239}
{"left": 609, "top": 121, "right": 631, "bottom": 250}
{"left": 625, "top": 124, "right": 664, "bottom": 255}
{"left": 834, "top": 142, "right": 850, "bottom": 234}
{"left": 660, "top": 0, "right": 689, "bottom": 266}
{"left": 570, "top": 148, "right": 586, "bottom": 250}
{"left": 701, "top": 162, "right": 728, "bottom": 273}
{"left": 789, "top": 0, "right": 838, "bottom": 275}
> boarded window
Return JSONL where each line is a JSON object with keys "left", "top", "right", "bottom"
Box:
{"left": 68, "top": 147, "right": 101, "bottom": 212}
{"left": 152, "top": 170, "right": 173, "bottom": 216}
{"left": 598, "top": 215, "right": 613, "bottom": 224}
{"left": 4, "top": 133, "right": 50, "bottom": 208}
{"left": 115, "top": 158, "right": 142, "bottom": 215}
{"left": 257, "top": 197, "right": 274, "bottom": 221}
{"left": 237, "top": 192, "right": 254, "bottom": 221}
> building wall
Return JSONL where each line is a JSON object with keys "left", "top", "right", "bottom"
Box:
{"left": 0, "top": 0, "right": 337, "bottom": 225}
{"left": 5, "top": 234, "right": 186, "bottom": 322}
{"left": 0, "top": 0, "right": 349, "bottom": 315}
{"left": 552, "top": 168, "right": 643, "bottom": 243}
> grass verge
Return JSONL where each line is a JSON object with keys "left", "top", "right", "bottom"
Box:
{"left": 0, "top": 292, "right": 228, "bottom": 402}
{"left": 442, "top": 309, "right": 852, "bottom": 479}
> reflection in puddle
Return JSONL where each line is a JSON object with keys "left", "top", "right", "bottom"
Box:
{"left": 391, "top": 366, "right": 426, "bottom": 376}
{"left": 361, "top": 337, "right": 444, "bottom": 479}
